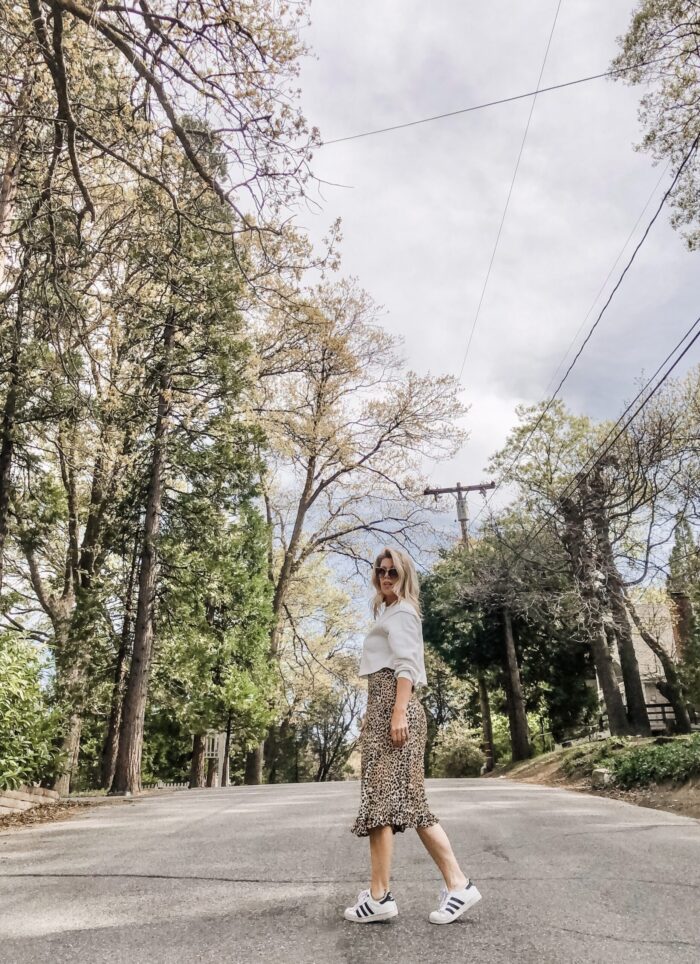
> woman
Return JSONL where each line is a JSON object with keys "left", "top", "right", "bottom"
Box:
{"left": 345, "top": 546, "right": 482, "bottom": 925}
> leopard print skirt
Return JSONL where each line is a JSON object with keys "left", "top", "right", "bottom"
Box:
{"left": 350, "top": 667, "right": 440, "bottom": 837}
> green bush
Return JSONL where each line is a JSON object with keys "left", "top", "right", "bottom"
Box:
{"left": 0, "top": 634, "right": 58, "bottom": 790}
{"left": 431, "top": 719, "right": 486, "bottom": 777}
{"left": 560, "top": 738, "right": 631, "bottom": 779}
{"left": 609, "top": 735, "right": 700, "bottom": 788}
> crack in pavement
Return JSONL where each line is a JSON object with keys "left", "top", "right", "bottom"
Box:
{"left": 543, "top": 922, "right": 700, "bottom": 949}
{"left": 0, "top": 872, "right": 698, "bottom": 890}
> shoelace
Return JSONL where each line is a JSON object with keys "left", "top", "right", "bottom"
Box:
{"left": 356, "top": 888, "right": 372, "bottom": 906}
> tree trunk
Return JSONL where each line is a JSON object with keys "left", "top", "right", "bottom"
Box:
{"left": 625, "top": 594, "right": 692, "bottom": 734}
{"left": 189, "top": 733, "right": 206, "bottom": 788}
{"left": 111, "top": 313, "right": 174, "bottom": 794}
{"left": 206, "top": 758, "right": 218, "bottom": 788}
{"left": 265, "top": 722, "right": 279, "bottom": 784}
{"left": 589, "top": 616, "right": 631, "bottom": 735}
{"left": 100, "top": 539, "right": 138, "bottom": 791}
{"left": 668, "top": 591, "right": 693, "bottom": 662}
{"left": 559, "top": 492, "right": 632, "bottom": 736}
{"left": 477, "top": 674, "right": 495, "bottom": 771}
{"left": 52, "top": 711, "right": 82, "bottom": 796}
{"left": 49, "top": 623, "right": 84, "bottom": 794}
{"left": 245, "top": 457, "right": 318, "bottom": 783}
{"left": 221, "top": 713, "right": 232, "bottom": 787}
{"left": 0, "top": 276, "right": 25, "bottom": 593}
{"left": 588, "top": 472, "right": 650, "bottom": 735}
{"left": 0, "top": 73, "right": 32, "bottom": 589}
{"left": 245, "top": 742, "right": 264, "bottom": 785}
{"left": 502, "top": 607, "right": 531, "bottom": 761}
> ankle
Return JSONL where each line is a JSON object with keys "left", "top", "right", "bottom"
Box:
{"left": 445, "top": 871, "right": 468, "bottom": 891}
{"left": 370, "top": 886, "right": 388, "bottom": 901}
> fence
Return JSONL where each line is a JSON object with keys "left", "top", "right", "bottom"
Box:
{"left": 141, "top": 781, "right": 189, "bottom": 790}
{"left": 645, "top": 702, "right": 700, "bottom": 733}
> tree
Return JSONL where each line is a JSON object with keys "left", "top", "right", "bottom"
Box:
{"left": 0, "top": 633, "right": 58, "bottom": 790}
{"left": 422, "top": 528, "right": 534, "bottom": 761}
{"left": 111, "top": 163, "right": 268, "bottom": 793}
{"left": 613, "top": 0, "right": 700, "bottom": 248}
{"left": 486, "top": 400, "right": 664, "bottom": 734}
{"left": 263, "top": 554, "right": 366, "bottom": 783}
{"left": 245, "top": 278, "right": 467, "bottom": 781}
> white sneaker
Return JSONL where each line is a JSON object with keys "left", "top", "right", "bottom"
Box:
{"left": 429, "top": 879, "right": 482, "bottom": 924}
{"left": 343, "top": 887, "right": 398, "bottom": 922}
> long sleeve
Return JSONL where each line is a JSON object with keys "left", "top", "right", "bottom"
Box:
{"left": 386, "top": 608, "right": 423, "bottom": 687}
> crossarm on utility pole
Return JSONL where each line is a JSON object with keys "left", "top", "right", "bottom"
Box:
{"left": 423, "top": 481, "right": 496, "bottom": 547}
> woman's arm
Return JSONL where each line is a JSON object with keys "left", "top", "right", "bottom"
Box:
{"left": 391, "top": 678, "right": 413, "bottom": 747}
{"left": 386, "top": 609, "right": 422, "bottom": 688}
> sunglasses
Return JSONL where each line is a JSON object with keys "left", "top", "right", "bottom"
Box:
{"left": 375, "top": 566, "right": 399, "bottom": 580}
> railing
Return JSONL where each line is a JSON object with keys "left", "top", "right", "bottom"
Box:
{"left": 645, "top": 702, "right": 700, "bottom": 733}
{"left": 559, "top": 703, "right": 699, "bottom": 745}
{"left": 141, "top": 781, "right": 189, "bottom": 790}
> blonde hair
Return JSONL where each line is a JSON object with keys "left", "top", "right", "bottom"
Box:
{"left": 370, "top": 546, "right": 422, "bottom": 619}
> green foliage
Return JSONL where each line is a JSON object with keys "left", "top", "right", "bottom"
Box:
{"left": 488, "top": 711, "right": 514, "bottom": 765}
{"left": 609, "top": 735, "right": 700, "bottom": 788}
{"left": 421, "top": 516, "right": 597, "bottom": 751}
{"left": 555, "top": 735, "right": 700, "bottom": 788}
{"left": 666, "top": 517, "right": 700, "bottom": 708}
{"left": 613, "top": 0, "right": 700, "bottom": 249}
{"left": 0, "top": 634, "right": 58, "bottom": 790}
{"left": 430, "top": 719, "right": 486, "bottom": 777}
{"left": 667, "top": 517, "right": 700, "bottom": 593}
{"left": 559, "top": 738, "right": 633, "bottom": 779}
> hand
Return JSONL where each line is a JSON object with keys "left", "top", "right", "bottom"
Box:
{"left": 390, "top": 708, "right": 409, "bottom": 748}
{"left": 359, "top": 716, "right": 366, "bottom": 740}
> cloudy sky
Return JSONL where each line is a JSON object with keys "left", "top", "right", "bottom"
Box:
{"left": 293, "top": 0, "right": 699, "bottom": 542}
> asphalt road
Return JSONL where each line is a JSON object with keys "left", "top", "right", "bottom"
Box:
{"left": 1, "top": 778, "right": 699, "bottom": 964}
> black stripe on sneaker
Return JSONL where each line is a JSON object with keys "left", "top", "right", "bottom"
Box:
{"left": 450, "top": 896, "right": 465, "bottom": 906}
{"left": 380, "top": 891, "right": 393, "bottom": 903}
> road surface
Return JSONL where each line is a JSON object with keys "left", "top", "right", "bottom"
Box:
{"left": 1, "top": 778, "right": 699, "bottom": 963}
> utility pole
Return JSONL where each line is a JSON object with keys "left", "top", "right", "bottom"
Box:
{"left": 424, "top": 479, "right": 497, "bottom": 772}
{"left": 423, "top": 481, "right": 496, "bottom": 548}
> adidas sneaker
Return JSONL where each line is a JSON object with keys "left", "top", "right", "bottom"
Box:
{"left": 343, "top": 887, "right": 398, "bottom": 922}
{"left": 429, "top": 879, "right": 482, "bottom": 924}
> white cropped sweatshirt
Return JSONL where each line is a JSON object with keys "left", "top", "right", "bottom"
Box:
{"left": 358, "top": 598, "right": 428, "bottom": 691}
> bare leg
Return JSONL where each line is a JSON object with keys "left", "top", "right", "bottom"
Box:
{"left": 416, "top": 823, "right": 468, "bottom": 890}
{"left": 368, "top": 825, "right": 394, "bottom": 899}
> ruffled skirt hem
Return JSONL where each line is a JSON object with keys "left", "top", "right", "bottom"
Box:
{"left": 350, "top": 810, "right": 440, "bottom": 837}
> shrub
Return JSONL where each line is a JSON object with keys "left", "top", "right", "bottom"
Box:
{"left": 560, "top": 738, "right": 631, "bottom": 779}
{"left": 0, "top": 634, "right": 58, "bottom": 790}
{"left": 609, "top": 735, "right": 700, "bottom": 788}
{"left": 431, "top": 719, "right": 486, "bottom": 777}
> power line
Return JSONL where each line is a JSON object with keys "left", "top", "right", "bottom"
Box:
{"left": 458, "top": 0, "right": 563, "bottom": 382}
{"left": 542, "top": 160, "right": 671, "bottom": 398}
{"left": 481, "top": 312, "right": 700, "bottom": 567}
{"left": 320, "top": 57, "right": 670, "bottom": 147}
{"left": 469, "top": 131, "right": 700, "bottom": 531}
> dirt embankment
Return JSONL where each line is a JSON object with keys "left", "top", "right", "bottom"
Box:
{"left": 496, "top": 738, "right": 700, "bottom": 821}
{"left": 0, "top": 799, "right": 91, "bottom": 833}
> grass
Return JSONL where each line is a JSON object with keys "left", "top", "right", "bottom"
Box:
{"left": 505, "top": 733, "right": 700, "bottom": 790}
